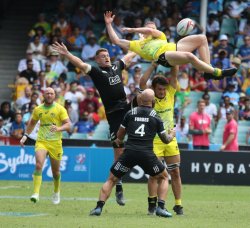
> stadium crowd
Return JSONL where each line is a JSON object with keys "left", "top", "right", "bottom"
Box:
{"left": 0, "top": 0, "right": 250, "bottom": 149}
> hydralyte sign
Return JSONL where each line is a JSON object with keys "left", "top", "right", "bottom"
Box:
{"left": 0, "top": 146, "right": 113, "bottom": 182}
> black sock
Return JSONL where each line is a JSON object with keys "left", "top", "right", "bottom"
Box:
{"left": 148, "top": 196, "right": 157, "bottom": 209}
{"left": 96, "top": 200, "right": 105, "bottom": 209}
{"left": 158, "top": 199, "right": 165, "bottom": 209}
{"left": 116, "top": 179, "right": 123, "bottom": 192}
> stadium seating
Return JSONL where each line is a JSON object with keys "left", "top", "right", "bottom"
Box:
{"left": 66, "top": 71, "right": 77, "bottom": 83}
{"left": 208, "top": 92, "right": 222, "bottom": 107}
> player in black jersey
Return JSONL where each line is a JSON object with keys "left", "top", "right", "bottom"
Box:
{"left": 52, "top": 42, "right": 140, "bottom": 206}
{"left": 89, "top": 89, "right": 176, "bottom": 217}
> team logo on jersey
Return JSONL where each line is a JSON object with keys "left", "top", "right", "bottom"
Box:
{"left": 38, "top": 113, "right": 42, "bottom": 118}
{"left": 101, "top": 71, "right": 107, "bottom": 74}
{"left": 112, "top": 65, "right": 117, "bottom": 71}
{"left": 109, "top": 75, "right": 121, "bottom": 85}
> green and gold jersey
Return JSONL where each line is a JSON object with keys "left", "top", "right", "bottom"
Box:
{"left": 154, "top": 85, "right": 176, "bottom": 142}
{"left": 31, "top": 102, "right": 69, "bottom": 141}
{"left": 129, "top": 32, "right": 176, "bottom": 61}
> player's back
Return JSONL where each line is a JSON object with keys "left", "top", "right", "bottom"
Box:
{"left": 122, "top": 106, "right": 164, "bottom": 151}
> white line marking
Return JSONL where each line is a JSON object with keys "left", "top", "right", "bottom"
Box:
{"left": 0, "top": 186, "right": 22, "bottom": 190}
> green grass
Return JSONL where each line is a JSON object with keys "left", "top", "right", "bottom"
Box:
{"left": 0, "top": 181, "right": 250, "bottom": 228}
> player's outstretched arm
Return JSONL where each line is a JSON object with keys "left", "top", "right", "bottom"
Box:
{"left": 121, "top": 27, "right": 162, "bottom": 38}
{"left": 52, "top": 42, "right": 90, "bottom": 73}
{"left": 104, "top": 11, "right": 130, "bottom": 51}
{"left": 169, "top": 65, "right": 179, "bottom": 89}
{"left": 122, "top": 51, "right": 137, "bottom": 67}
{"left": 139, "top": 62, "right": 158, "bottom": 90}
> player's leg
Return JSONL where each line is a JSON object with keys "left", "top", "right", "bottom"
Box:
{"left": 177, "top": 34, "right": 210, "bottom": 63}
{"left": 49, "top": 141, "right": 63, "bottom": 204}
{"left": 164, "top": 51, "right": 237, "bottom": 80}
{"left": 31, "top": 147, "right": 47, "bottom": 203}
{"left": 50, "top": 156, "right": 61, "bottom": 204}
{"left": 165, "top": 155, "right": 183, "bottom": 215}
{"left": 152, "top": 170, "right": 172, "bottom": 218}
{"left": 90, "top": 151, "right": 132, "bottom": 216}
{"left": 108, "top": 110, "right": 126, "bottom": 206}
{"left": 90, "top": 172, "right": 119, "bottom": 216}
{"left": 143, "top": 152, "right": 171, "bottom": 218}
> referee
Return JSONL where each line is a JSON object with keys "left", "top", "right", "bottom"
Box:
{"left": 89, "top": 89, "right": 175, "bottom": 217}
{"left": 52, "top": 42, "right": 139, "bottom": 205}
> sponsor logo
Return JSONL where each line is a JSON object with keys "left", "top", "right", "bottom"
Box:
{"left": 74, "top": 153, "right": 87, "bottom": 172}
{"left": 109, "top": 75, "right": 121, "bottom": 85}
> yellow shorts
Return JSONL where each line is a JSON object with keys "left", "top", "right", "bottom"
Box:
{"left": 153, "top": 137, "right": 180, "bottom": 157}
{"left": 35, "top": 140, "right": 63, "bottom": 160}
{"left": 155, "top": 43, "right": 177, "bottom": 59}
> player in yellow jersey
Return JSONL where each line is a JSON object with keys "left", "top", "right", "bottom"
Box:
{"left": 140, "top": 63, "right": 183, "bottom": 215}
{"left": 20, "top": 87, "right": 71, "bottom": 204}
{"left": 104, "top": 11, "right": 237, "bottom": 80}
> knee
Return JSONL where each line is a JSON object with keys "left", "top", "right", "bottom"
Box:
{"left": 198, "top": 34, "right": 207, "bottom": 43}
{"left": 185, "top": 52, "right": 196, "bottom": 62}
{"left": 35, "top": 162, "right": 43, "bottom": 171}
{"left": 109, "top": 174, "right": 119, "bottom": 185}
{"left": 53, "top": 171, "right": 60, "bottom": 179}
{"left": 169, "top": 168, "right": 180, "bottom": 179}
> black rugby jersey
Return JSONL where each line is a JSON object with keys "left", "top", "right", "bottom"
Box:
{"left": 88, "top": 60, "right": 127, "bottom": 113}
{"left": 121, "top": 106, "right": 165, "bottom": 151}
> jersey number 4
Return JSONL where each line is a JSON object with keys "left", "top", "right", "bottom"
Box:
{"left": 135, "top": 124, "right": 145, "bottom": 137}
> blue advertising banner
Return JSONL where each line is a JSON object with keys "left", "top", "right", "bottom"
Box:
{"left": 0, "top": 146, "right": 113, "bottom": 182}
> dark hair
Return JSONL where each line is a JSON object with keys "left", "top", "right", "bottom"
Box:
{"left": 151, "top": 75, "right": 168, "bottom": 88}
{"left": 95, "top": 48, "right": 109, "bottom": 56}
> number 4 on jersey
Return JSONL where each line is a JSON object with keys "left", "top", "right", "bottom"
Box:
{"left": 135, "top": 124, "right": 145, "bottom": 137}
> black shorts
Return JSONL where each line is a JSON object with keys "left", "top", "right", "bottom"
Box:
{"left": 156, "top": 53, "right": 173, "bottom": 68}
{"left": 106, "top": 96, "right": 138, "bottom": 143}
{"left": 110, "top": 149, "right": 165, "bottom": 178}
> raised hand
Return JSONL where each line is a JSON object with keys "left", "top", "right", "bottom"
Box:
{"left": 51, "top": 42, "right": 69, "bottom": 55}
{"left": 104, "top": 11, "right": 115, "bottom": 24}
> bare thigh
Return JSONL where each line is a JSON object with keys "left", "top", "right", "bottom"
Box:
{"left": 177, "top": 34, "right": 206, "bottom": 52}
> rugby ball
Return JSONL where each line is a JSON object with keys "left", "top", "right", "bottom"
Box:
{"left": 176, "top": 18, "right": 195, "bottom": 36}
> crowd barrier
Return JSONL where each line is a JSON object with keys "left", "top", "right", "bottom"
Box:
{"left": 0, "top": 145, "right": 249, "bottom": 185}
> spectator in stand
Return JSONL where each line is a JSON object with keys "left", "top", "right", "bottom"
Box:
{"left": 207, "top": 61, "right": 224, "bottom": 92}
{"left": 46, "top": 35, "right": 62, "bottom": 57}
{"left": 31, "top": 26, "right": 48, "bottom": 45}
{"left": 18, "top": 49, "right": 41, "bottom": 73}
{"left": 31, "top": 13, "right": 51, "bottom": 35}
{"left": 0, "top": 116, "right": 9, "bottom": 136}
{"left": 28, "top": 35, "right": 46, "bottom": 61}
{"left": 86, "top": 103, "right": 100, "bottom": 126}
{"left": 18, "top": 60, "right": 38, "bottom": 85}
{"left": 71, "top": 6, "right": 92, "bottom": 33}
{"left": 64, "top": 80, "right": 84, "bottom": 114}
{"left": 44, "top": 51, "right": 68, "bottom": 77}
{"left": 239, "top": 97, "right": 250, "bottom": 121}
{"left": 222, "top": 81, "right": 240, "bottom": 106}
{"left": 238, "top": 92, "right": 247, "bottom": 111}
{"left": 203, "top": 93, "right": 218, "bottom": 124}
{"left": 0, "top": 101, "right": 15, "bottom": 126}
{"left": 189, "top": 99, "right": 211, "bottom": 150}
{"left": 81, "top": 35, "right": 100, "bottom": 61}
{"left": 37, "top": 71, "right": 48, "bottom": 93}
{"left": 67, "top": 26, "right": 86, "bottom": 52}
{"left": 15, "top": 86, "right": 32, "bottom": 110}
{"left": 23, "top": 103, "right": 37, "bottom": 124}
{"left": 213, "top": 34, "right": 234, "bottom": 59}
{"left": 128, "top": 72, "right": 141, "bottom": 89}
{"left": 10, "top": 112, "right": 25, "bottom": 140}
{"left": 75, "top": 68, "right": 94, "bottom": 89}
{"left": 52, "top": 13, "right": 71, "bottom": 39}
{"left": 21, "top": 92, "right": 39, "bottom": 115}
{"left": 211, "top": 49, "right": 230, "bottom": 69}
{"left": 44, "top": 62, "right": 58, "bottom": 85}
{"left": 73, "top": 111, "right": 95, "bottom": 134}
{"left": 144, "top": 10, "right": 161, "bottom": 29}
{"left": 218, "top": 96, "right": 236, "bottom": 121}
{"left": 79, "top": 87, "right": 99, "bottom": 117}
{"left": 225, "top": 0, "right": 249, "bottom": 20}
{"left": 220, "top": 108, "right": 238, "bottom": 152}
{"left": 242, "top": 68, "right": 250, "bottom": 96}
{"left": 237, "top": 35, "right": 250, "bottom": 67}
{"left": 175, "top": 116, "right": 190, "bottom": 143}
{"left": 206, "top": 14, "right": 220, "bottom": 37}
{"left": 131, "top": 18, "right": 143, "bottom": 40}
{"left": 190, "top": 70, "right": 207, "bottom": 92}
{"left": 160, "top": 17, "right": 177, "bottom": 41}
{"left": 64, "top": 99, "right": 78, "bottom": 133}
{"left": 228, "top": 57, "right": 246, "bottom": 87}
{"left": 207, "top": 0, "right": 223, "bottom": 17}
